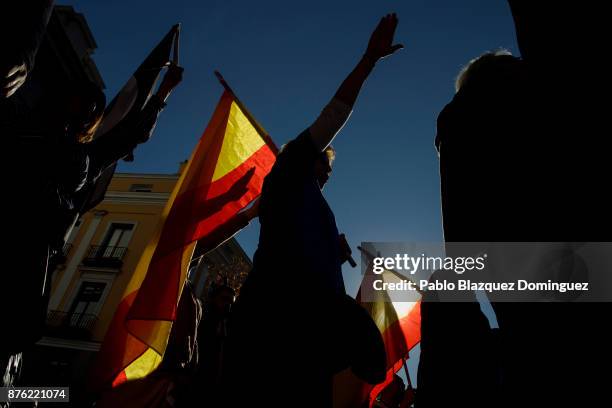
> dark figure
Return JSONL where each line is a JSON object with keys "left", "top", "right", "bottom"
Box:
{"left": 225, "top": 14, "right": 402, "bottom": 408}
{"left": 428, "top": 0, "right": 610, "bottom": 405}
{"left": 417, "top": 271, "right": 499, "bottom": 408}
{"left": 1, "top": 3, "right": 54, "bottom": 379}
{"left": 502, "top": 2, "right": 609, "bottom": 406}
{"left": 0, "top": 65, "right": 183, "bottom": 385}
{"left": 184, "top": 284, "right": 235, "bottom": 407}
{"left": 1, "top": 1, "right": 54, "bottom": 98}
{"left": 416, "top": 51, "right": 522, "bottom": 408}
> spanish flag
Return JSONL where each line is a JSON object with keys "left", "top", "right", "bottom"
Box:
{"left": 350, "top": 249, "right": 421, "bottom": 407}
{"left": 90, "top": 84, "right": 276, "bottom": 389}
{"left": 360, "top": 273, "right": 420, "bottom": 407}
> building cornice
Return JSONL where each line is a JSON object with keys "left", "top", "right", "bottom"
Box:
{"left": 113, "top": 173, "right": 180, "bottom": 180}
{"left": 102, "top": 191, "right": 170, "bottom": 205}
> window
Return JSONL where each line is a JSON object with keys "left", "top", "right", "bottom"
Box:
{"left": 129, "top": 184, "right": 154, "bottom": 192}
{"left": 67, "top": 281, "right": 106, "bottom": 327}
{"left": 101, "top": 223, "right": 134, "bottom": 249}
{"left": 82, "top": 223, "right": 133, "bottom": 267}
{"left": 68, "top": 281, "right": 106, "bottom": 315}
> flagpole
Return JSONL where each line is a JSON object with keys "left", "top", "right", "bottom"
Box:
{"left": 402, "top": 359, "right": 414, "bottom": 390}
{"left": 214, "top": 70, "right": 279, "bottom": 154}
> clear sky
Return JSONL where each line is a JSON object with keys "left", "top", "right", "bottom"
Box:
{"left": 68, "top": 0, "right": 517, "bottom": 384}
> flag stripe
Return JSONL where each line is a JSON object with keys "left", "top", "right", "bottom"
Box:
{"left": 212, "top": 101, "right": 267, "bottom": 181}
{"left": 90, "top": 128, "right": 199, "bottom": 388}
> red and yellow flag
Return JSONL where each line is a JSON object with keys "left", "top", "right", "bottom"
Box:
{"left": 335, "top": 256, "right": 421, "bottom": 408}
{"left": 90, "top": 89, "right": 276, "bottom": 389}
{"left": 363, "top": 296, "right": 420, "bottom": 406}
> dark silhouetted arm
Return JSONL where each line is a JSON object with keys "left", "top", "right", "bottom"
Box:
{"left": 309, "top": 13, "right": 403, "bottom": 151}
{"left": 1, "top": 1, "right": 54, "bottom": 97}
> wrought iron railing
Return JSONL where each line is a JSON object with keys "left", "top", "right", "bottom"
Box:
{"left": 81, "top": 245, "right": 127, "bottom": 268}
{"left": 45, "top": 310, "right": 98, "bottom": 340}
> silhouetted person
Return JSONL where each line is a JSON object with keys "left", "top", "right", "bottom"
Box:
{"left": 431, "top": 1, "right": 609, "bottom": 404}
{"left": 1, "top": 2, "right": 55, "bottom": 380}
{"left": 225, "top": 14, "right": 402, "bottom": 408}
{"left": 180, "top": 283, "right": 235, "bottom": 407}
{"left": 1, "top": 1, "right": 54, "bottom": 98}
{"left": 1, "top": 65, "right": 182, "bottom": 386}
{"left": 417, "top": 269, "right": 499, "bottom": 408}
{"left": 418, "top": 47, "right": 527, "bottom": 408}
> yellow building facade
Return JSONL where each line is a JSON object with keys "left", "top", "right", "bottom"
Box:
{"left": 47, "top": 169, "right": 182, "bottom": 343}
{"left": 25, "top": 164, "right": 251, "bottom": 405}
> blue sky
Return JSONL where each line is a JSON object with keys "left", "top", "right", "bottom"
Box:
{"left": 68, "top": 0, "right": 517, "bottom": 384}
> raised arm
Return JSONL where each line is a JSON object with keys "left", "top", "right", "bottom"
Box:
{"left": 197, "top": 197, "right": 261, "bottom": 256}
{"left": 1, "top": 1, "right": 55, "bottom": 98}
{"left": 309, "top": 13, "right": 403, "bottom": 151}
{"left": 87, "top": 64, "right": 183, "bottom": 180}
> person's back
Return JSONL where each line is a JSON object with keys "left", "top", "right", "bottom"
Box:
{"left": 436, "top": 51, "right": 538, "bottom": 243}
{"left": 423, "top": 51, "right": 535, "bottom": 408}
{"left": 434, "top": 41, "right": 608, "bottom": 407}
{"left": 247, "top": 131, "right": 345, "bottom": 301}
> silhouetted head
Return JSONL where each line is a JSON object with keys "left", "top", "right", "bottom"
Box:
{"left": 314, "top": 145, "right": 335, "bottom": 188}
{"left": 437, "top": 49, "right": 527, "bottom": 243}
{"left": 61, "top": 79, "right": 106, "bottom": 143}
{"left": 455, "top": 50, "right": 520, "bottom": 93}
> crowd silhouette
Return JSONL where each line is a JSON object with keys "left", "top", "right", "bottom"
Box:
{"left": 1, "top": 1, "right": 608, "bottom": 407}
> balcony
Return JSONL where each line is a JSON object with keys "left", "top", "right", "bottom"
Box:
{"left": 81, "top": 245, "right": 127, "bottom": 268}
{"left": 45, "top": 310, "right": 98, "bottom": 340}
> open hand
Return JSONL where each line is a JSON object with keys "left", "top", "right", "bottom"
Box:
{"left": 365, "top": 13, "right": 403, "bottom": 62}
{"left": 157, "top": 63, "right": 184, "bottom": 101}
{"left": 227, "top": 167, "right": 256, "bottom": 200}
{"left": 1, "top": 62, "right": 28, "bottom": 98}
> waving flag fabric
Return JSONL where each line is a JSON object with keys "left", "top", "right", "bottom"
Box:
{"left": 91, "top": 87, "right": 276, "bottom": 389}
{"left": 351, "top": 248, "right": 421, "bottom": 407}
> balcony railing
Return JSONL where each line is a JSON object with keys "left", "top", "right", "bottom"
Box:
{"left": 45, "top": 310, "right": 98, "bottom": 340}
{"left": 82, "top": 245, "right": 127, "bottom": 268}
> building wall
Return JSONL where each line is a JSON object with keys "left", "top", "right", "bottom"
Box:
{"left": 48, "top": 171, "right": 179, "bottom": 342}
